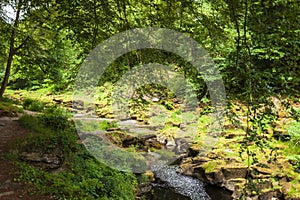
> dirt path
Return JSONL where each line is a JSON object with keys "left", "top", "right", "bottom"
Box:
{"left": 0, "top": 116, "right": 51, "bottom": 200}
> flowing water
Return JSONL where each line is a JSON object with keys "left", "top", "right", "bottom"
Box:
{"left": 150, "top": 164, "right": 211, "bottom": 200}
{"left": 116, "top": 120, "right": 212, "bottom": 199}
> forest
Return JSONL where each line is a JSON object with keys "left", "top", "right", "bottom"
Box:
{"left": 0, "top": 0, "right": 299, "bottom": 199}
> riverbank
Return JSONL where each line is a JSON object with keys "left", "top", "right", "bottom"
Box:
{"left": 1, "top": 89, "right": 300, "bottom": 199}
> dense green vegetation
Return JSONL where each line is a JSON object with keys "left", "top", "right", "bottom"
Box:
{"left": 16, "top": 107, "right": 137, "bottom": 199}
{"left": 0, "top": 0, "right": 299, "bottom": 199}
{"left": 0, "top": 0, "right": 298, "bottom": 97}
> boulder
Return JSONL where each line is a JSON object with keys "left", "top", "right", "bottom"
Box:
{"left": 205, "top": 169, "right": 225, "bottom": 184}
{"left": 174, "top": 138, "right": 190, "bottom": 155}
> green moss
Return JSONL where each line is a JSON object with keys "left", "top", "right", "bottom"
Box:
{"left": 203, "top": 160, "right": 225, "bottom": 173}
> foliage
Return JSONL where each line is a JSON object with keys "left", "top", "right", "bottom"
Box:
{"left": 0, "top": 97, "right": 23, "bottom": 114}
{"left": 76, "top": 120, "right": 118, "bottom": 132}
{"left": 287, "top": 121, "right": 300, "bottom": 146}
{"left": 16, "top": 106, "right": 137, "bottom": 199}
{"left": 0, "top": 0, "right": 299, "bottom": 198}
{"left": 0, "top": 0, "right": 298, "bottom": 97}
{"left": 22, "top": 98, "right": 45, "bottom": 112}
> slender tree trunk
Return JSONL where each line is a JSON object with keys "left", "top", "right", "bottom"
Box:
{"left": 0, "top": 0, "right": 22, "bottom": 98}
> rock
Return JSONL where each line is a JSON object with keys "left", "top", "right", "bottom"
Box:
{"left": 156, "top": 133, "right": 173, "bottom": 145}
{"left": 144, "top": 138, "right": 163, "bottom": 149}
{"left": 207, "top": 150, "right": 225, "bottom": 159}
{"left": 178, "top": 162, "right": 195, "bottom": 176}
{"left": 205, "top": 169, "right": 225, "bottom": 184}
{"left": 191, "top": 165, "right": 207, "bottom": 181}
{"left": 258, "top": 190, "right": 278, "bottom": 200}
{"left": 221, "top": 164, "right": 248, "bottom": 179}
{"left": 225, "top": 133, "right": 236, "bottom": 139}
{"left": 105, "top": 131, "right": 123, "bottom": 145}
{"left": 170, "top": 154, "right": 186, "bottom": 165}
{"left": 222, "top": 178, "right": 246, "bottom": 192}
{"left": 166, "top": 138, "right": 176, "bottom": 147}
{"left": 152, "top": 97, "right": 160, "bottom": 102}
{"left": 122, "top": 135, "right": 140, "bottom": 147}
{"left": 192, "top": 156, "right": 211, "bottom": 164}
{"left": 166, "top": 121, "right": 181, "bottom": 128}
{"left": 106, "top": 127, "right": 121, "bottom": 131}
{"left": 62, "top": 100, "right": 72, "bottom": 107}
{"left": 21, "top": 152, "right": 62, "bottom": 170}
{"left": 273, "top": 129, "right": 290, "bottom": 141}
{"left": 252, "top": 166, "right": 274, "bottom": 175}
{"left": 139, "top": 183, "right": 153, "bottom": 193}
{"left": 188, "top": 144, "right": 201, "bottom": 157}
{"left": 0, "top": 191, "right": 15, "bottom": 198}
{"left": 174, "top": 138, "right": 190, "bottom": 154}
{"left": 130, "top": 115, "right": 138, "bottom": 120}
{"left": 0, "top": 110, "right": 15, "bottom": 117}
{"left": 136, "top": 182, "right": 153, "bottom": 199}
{"left": 205, "top": 185, "right": 233, "bottom": 200}
{"left": 140, "top": 134, "right": 156, "bottom": 140}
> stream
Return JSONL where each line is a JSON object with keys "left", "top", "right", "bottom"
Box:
{"left": 116, "top": 119, "right": 212, "bottom": 199}
{"left": 74, "top": 115, "right": 213, "bottom": 199}
{"left": 150, "top": 164, "right": 211, "bottom": 200}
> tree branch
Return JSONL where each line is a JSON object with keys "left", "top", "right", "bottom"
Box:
{"left": 14, "top": 35, "right": 30, "bottom": 52}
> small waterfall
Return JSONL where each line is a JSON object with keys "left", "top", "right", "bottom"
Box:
{"left": 151, "top": 164, "right": 211, "bottom": 200}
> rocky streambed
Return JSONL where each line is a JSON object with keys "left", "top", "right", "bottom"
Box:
{"left": 51, "top": 99, "right": 300, "bottom": 199}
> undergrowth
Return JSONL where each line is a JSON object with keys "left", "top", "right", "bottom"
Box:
{"left": 15, "top": 106, "right": 137, "bottom": 199}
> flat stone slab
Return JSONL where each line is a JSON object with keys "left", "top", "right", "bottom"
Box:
{"left": 0, "top": 191, "right": 15, "bottom": 198}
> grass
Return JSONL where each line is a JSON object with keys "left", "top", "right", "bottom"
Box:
{"left": 0, "top": 99, "right": 23, "bottom": 114}
{"left": 75, "top": 120, "right": 118, "bottom": 132}
{"left": 23, "top": 98, "right": 46, "bottom": 112}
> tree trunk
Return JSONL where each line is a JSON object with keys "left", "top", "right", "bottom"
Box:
{"left": 0, "top": 1, "right": 22, "bottom": 98}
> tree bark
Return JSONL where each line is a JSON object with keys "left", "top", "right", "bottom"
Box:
{"left": 0, "top": 0, "right": 22, "bottom": 98}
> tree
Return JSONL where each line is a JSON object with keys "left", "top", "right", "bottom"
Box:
{"left": 0, "top": 0, "right": 24, "bottom": 97}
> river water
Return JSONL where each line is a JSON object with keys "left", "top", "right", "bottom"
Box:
{"left": 150, "top": 164, "right": 211, "bottom": 200}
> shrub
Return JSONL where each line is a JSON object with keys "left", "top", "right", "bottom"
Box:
{"left": 287, "top": 121, "right": 300, "bottom": 145}
{"left": 23, "top": 98, "right": 45, "bottom": 112}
